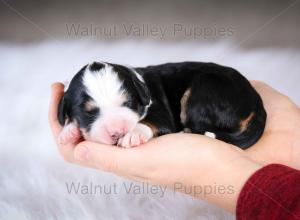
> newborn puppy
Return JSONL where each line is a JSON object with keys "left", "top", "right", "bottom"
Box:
{"left": 57, "top": 61, "right": 266, "bottom": 149}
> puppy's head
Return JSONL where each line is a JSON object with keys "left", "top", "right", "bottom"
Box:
{"left": 58, "top": 62, "right": 151, "bottom": 144}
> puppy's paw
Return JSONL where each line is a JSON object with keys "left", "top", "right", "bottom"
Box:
{"left": 58, "top": 123, "right": 81, "bottom": 144}
{"left": 117, "top": 123, "right": 153, "bottom": 148}
{"left": 117, "top": 131, "right": 147, "bottom": 148}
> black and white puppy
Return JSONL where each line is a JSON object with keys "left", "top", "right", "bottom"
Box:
{"left": 58, "top": 61, "right": 266, "bottom": 149}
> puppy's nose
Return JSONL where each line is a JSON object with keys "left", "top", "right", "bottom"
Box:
{"left": 110, "top": 132, "right": 124, "bottom": 141}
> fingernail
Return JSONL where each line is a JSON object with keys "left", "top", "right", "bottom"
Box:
{"left": 74, "top": 146, "right": 89, "bottom": 161}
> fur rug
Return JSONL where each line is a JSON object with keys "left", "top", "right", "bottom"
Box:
{"left": 0, "top": 40, "right": 299, "bottom": 220}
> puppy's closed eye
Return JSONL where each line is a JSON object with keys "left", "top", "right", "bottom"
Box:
{"left": 122, "top": 100, "right": 133, "bottom": 108}
{"left": 84, "top": 101, "right": 100, "bottom": 119}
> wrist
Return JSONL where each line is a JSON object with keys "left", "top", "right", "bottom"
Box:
{"left": 189, "top": 145, "right": 262, "bottom": 213}
{"left": 221, "top": 156, "right": 262, "bottom": 213}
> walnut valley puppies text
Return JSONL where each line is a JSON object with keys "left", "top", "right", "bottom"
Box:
{"left": 65, "top": 181, "right": 235, "bottom": 197}
{"left": 66, "top": 23, "right": 235, "bottom": 40}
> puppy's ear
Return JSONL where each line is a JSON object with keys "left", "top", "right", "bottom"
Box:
{"left": 132, "top": 74, "right": 151, "bottom": 106}
{"left": 57, "top": 94, "right": 71, "bottom": 126}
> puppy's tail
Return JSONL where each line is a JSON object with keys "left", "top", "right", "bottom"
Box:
{"left": 215, "top": 101, "right": 267, "bottom": 149}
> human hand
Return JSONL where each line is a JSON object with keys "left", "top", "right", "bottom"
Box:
{"left": 48, "top": 81, "right": 299, "bottom": 212}
{"left": 246, "top": 81, "right": 300, "bottom": 169}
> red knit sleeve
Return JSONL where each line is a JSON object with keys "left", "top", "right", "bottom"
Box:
{"left": 236, "top": 164, "right": 300, "bottom": 220}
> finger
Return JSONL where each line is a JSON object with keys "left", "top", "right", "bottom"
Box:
{"left": 49, "top": 82, "right": 65, "bottom": 139}
{"left": 57, "top": 142, "right": 78, "bottom": 163}
{"left": 73, "top": 141, "right": 145, "bottom": 177}
{"left": 251, "top": 80, "right": 277, "bottom": 102}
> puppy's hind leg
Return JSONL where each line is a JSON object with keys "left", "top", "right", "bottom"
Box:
{"left": 181, "top": 88, "right": 205, "bottom": 136}
{"left": 180, "top": 87, "right": 217, "bottom": 139}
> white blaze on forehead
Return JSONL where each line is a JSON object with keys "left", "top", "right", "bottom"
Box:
{"left": 83, "top": 63, "right": 126, "bottom": 108}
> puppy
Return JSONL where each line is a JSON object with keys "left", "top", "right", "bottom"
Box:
{"left": 57, "top": 61, "right": 266, "bottom": 149}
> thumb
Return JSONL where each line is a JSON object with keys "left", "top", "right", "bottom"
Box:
{"left": 73, "top": 141, "right": 144, "bottom": 176}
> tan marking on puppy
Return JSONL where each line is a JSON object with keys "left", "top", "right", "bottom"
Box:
{"left": 140, "top": 120, "right": 158, "bottom": 137}
{"left": 180, "top": 88, "right": 191, "bottom": 124}
{"left": 84, "top": 100, "right": 97, "bottom": 112}
{"left": 240, "top": 112, "right": 255, "bottom": 132}
{"left": 183, "top": 128, "right": 192, "bottom": 133}
{"left": 80, "top": 128, "right": 89, "bottom": 140}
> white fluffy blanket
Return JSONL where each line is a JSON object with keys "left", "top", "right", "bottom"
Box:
{"left": 0, "top": 40, "right": 299, "bottom": 220}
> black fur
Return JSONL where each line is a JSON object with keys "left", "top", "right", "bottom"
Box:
{"left": 136, "top": 62, "right": 267, "bottom": 149}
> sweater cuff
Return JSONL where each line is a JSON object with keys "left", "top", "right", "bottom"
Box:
{"left": 236, "top": 164, "right": 300, "bottom": 220}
